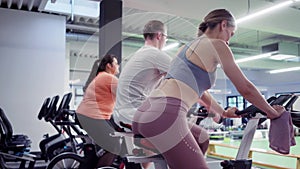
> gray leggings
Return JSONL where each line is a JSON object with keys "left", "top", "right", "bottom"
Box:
{"left": 76, "top": 113, "right": 122, "bottom": 155}
{"left": 132, "top": 97, "right": 209, "bottom": 169}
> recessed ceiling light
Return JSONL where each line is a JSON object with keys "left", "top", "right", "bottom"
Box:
{"left": 236, "top": 0, "right": 298, "bottom": 24}
{"left": 235, "top": 52, "right": 276, "bottom": 63}
{"left": 269, "top": 54, "right": 297, "bottom": 60}
{"left": 269, "top": 66, "right": 300, "bottom": 74}
{"left": 44, "top": 0, "right": 100, "bottom": 18}
{"left": 162, "top": 42, "right": 180, "bottom": 51}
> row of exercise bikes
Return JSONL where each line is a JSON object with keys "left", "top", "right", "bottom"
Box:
{"left": 0, "top": 92, "right": 144, "bottom": 169}
{"left": 0, "top": 92, "right": 300, "bottom": 169}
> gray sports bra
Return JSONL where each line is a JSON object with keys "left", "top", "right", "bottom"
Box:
{"left": 165, "top": 40, "right": 216, "bottom": 96}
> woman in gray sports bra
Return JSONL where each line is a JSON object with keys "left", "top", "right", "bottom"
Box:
{"left": 132, "top": 9, "right": 285, "bottom": 169}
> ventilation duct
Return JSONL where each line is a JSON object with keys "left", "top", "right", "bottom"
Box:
{"left": 262, "top": 42, "right": 300, "bottom": 61}
{"left": 262, "top": 42, "right": 299, "bottom": 57}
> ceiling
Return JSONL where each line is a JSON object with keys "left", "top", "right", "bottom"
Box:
{"left": 1, "top": 0, "right": 300, "bottom": 72}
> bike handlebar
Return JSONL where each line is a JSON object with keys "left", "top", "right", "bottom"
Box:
{"left": 235, "top": 94, "right": 296, "bottom": 118}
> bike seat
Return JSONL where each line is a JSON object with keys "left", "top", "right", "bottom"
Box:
{"left": 0, "top": 108, "right": 31, "bottom": 155}
{"left": 119, "top": 121, "right": 132, "bottom": 131}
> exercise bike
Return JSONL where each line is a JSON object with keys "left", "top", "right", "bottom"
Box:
{"left": 220, "top": 94, "right": 298, "bottom": 169}
{"left": 0, "top": 95, "right": 60, "bottom": 169}
{"left": 0, "top": 92, "right": 80, "bottom": 169}
{"left": 125, "top": 94, "right": 299, "bottom": 169}
{"left": 45, "top": 108, "right": 142, "bottom": 169}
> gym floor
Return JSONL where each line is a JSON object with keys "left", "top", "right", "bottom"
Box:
{"left": 147, "top": 136, "right": 300, "bottom": 169}
{"left": 207, "top": 136, "right": 300, "bottom": 169}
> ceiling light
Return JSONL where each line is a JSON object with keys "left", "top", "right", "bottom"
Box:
{"left": 208, "top": 89, "right": 232, "bottom": 94}
{"left": 236, "top": 0, "right": 298, "bottom": 24}
{"left": 235, "top": 52, "right": 275, "bottom": 63}
{"left": 269, "top": 54, "right": 297, "bottom": 60}
{"left": 269, "top": 67, "right": 300, "bottom": 74}
{"left": 162, "top": 42, "right": 180, "bottom": 51}
{"left": 44, "top": 0, "right": 100, "bottom": 18}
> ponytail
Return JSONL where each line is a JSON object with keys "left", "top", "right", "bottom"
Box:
{"left": 198, "top": 22, "right": 208, "bottom": 37}
{"left": 197, "top": 9, "right": 235, "bottom": 37}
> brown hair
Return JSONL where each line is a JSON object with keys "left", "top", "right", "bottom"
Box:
{"left": 143, "top": 20, "right": 166, "bottom": 40}
{"left": 198, "top": 9, "right": 235, "bottom": 37}
{"left": 97, "top": 54, "right": 117, "bottom": 74}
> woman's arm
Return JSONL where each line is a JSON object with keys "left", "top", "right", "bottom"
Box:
{"left": 199, "top": 91, "right": 238, "bottom": 123}
{"left": 110, "top": 75, "right": 118, "bottom": 98}
{"left": 214, "top": 40, "right": 284, "bottom": 119}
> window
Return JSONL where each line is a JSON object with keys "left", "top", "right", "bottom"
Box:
{"left": 227, "top": 95, "right": 246, "bottom": 110}
{"left": 74, "top": 87, "right": 84, "bottom": 109}
{"left": 275, "top": 91, "right": 300, "bottom": 111}
{"left": 227, "top": 94, "right": 266, "bottom": 110}
{"left": 227, "top": 95, "right": 247, "bottom": 125}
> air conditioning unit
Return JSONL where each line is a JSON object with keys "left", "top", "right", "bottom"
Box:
{"left": 262, "top": 42, "right": 299, "bottom": 61}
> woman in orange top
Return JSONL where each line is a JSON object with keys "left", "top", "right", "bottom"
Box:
{"left": 76, "top": 54, "right": 120, "bottom": 167}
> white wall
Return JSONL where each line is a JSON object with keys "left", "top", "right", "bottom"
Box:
{"left": 0, "top": 8, "right": 66, "bottom": 150}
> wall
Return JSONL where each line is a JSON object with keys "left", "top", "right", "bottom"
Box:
{"left": 226, "top": 69, "right": 300, "bottom": 97}
{"left": 254, "top": 70, "right": 300, "bottom": 95}
{"left": 67, "top": 36, "right": 300, "bottom": 108}
{"left": 0, "top": 8, "right": 66, "bottom": 150}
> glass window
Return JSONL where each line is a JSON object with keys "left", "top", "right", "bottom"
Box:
{"left": 74, "top": 87, "right": 84, "bottom": 109}
{"left": 227, "top": 96, "right": 237, "bottom": 108}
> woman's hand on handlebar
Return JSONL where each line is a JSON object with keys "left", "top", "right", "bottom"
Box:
{"left": 223, "top": 107, "right": 240, "bottom": 118}
{"left": 268, "top": 105, "right": 285, "bottom": 119}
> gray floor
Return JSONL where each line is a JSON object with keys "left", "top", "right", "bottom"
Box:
{"left": 147, "top": 157, "right": 265, "bottom": 169}
{"left": 146, "top": 157, "right": 223, "bottom": 169}
{"left": 206, "top": 157, "right": 224, "bottom": 169}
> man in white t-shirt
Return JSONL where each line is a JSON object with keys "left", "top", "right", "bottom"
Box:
{"left": 114, "top": 20, "right": 172, "bottom": 127}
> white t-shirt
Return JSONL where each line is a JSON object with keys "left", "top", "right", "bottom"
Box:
{"left": 113, "top": 45, "right": 172, "bottom": 125}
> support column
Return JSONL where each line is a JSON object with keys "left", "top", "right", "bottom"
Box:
{"left": 99, "top": 0, "right": 122, "bottom": 62}
{"left": 83, "top": 0, "right": 122, "bottom": 91}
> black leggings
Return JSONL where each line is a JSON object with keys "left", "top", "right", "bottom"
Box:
{"left": 132, "top": 97, "right": 209, "bottom": 169}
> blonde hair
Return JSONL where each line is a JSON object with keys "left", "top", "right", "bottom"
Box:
{"left": 198, "top": 9, "right": 235, "bottom": 37}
